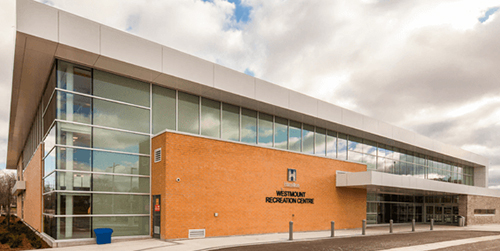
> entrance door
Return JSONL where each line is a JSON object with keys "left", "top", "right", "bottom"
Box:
{"left": 152, "top": 195, "right": 161, "bottom": 238}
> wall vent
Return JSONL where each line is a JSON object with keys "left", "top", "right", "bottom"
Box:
{"left": 188, "top": 229, "right": 206, "bottom": 239}
{"left": 154, "top": 148, "right": 162, "bottom": 163}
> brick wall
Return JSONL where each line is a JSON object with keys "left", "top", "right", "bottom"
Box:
{"left": 152, "top": 131, "right": 367, "bottom": 240}
{"left": 464, "top": 195, "right": 500, "bottom": 225}
{"left": 23, "top": 147, "right": 43, "bottom": 232}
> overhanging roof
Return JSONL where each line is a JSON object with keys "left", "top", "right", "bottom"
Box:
{"left": 7, "top": 0, "right": 490, "bottom": 172}
{"left": 336, "top": 171, "right": 500, "bottom": 197}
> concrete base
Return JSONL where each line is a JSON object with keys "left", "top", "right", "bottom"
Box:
{"left": 42, "top": 234, "right": 151, "bottom": 248}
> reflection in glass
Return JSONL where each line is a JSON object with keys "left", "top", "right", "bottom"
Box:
{"left": 44, "top": 173, "right": 56, "bottom": 193}
{"left": 57, "top": 172, "right": 91, "bottom": 191}
{"left": 93, "top": 216, "right": 149, "bottom": 237}
{"left": 93, "top": 174, "right": 149, "bottom": 193}
{"left": 303, "top": 124, "right": 314, "bottom": 154}
{"left": 152, "top": 85, "right": 176, "bottom": 134}
{"left": 258, "top": 113, "right": 273, "bottom": 147}
{"left": 93, "top": 194, "right": 149, "bottom": 215}
{"left": 43, "top": 194, "right": 56, "bottom": 214}
{"left": 274, "top": 117, "right": 288, "bottom": 150}
{"left": 365, "top": 154, "right": 376, "bottom": 170}
{"left": 57, "top": 61, "right": 92, "bottom": 94}
{"left": 289, "top": 121, "right": 301, "bottom": 152}
{"left": 57, "top": 91, "right": 91, "bottom": 124}
{"left": 348, "top": 136, "right": 363, "bottom": 152}
{"left": 57, "top": 147, "right": 91, "bottom": 172}
{"left": 93, "top": 99, "right": 150, "bottom": 133}
{"left": 44, "top": 125, "right": 56, "bottom": 157}
{"left": 338, "top": 133, "right": 348, "bottom": 160}
{"left": 57, "top": 193, "right": 91, "bottom": 215}
{"left": 44, "top": 148, "right": 56, "bottom": 177}
{"left": 56, "top": 217, "right": 91, "bottom": 239}
{"left": 222, "top": 103, "right": 239, "bottom": 141}
{"left": 93, "top": 70, "right": 150, "bottom": 107}
{"left": 326, "top": 130, "right": 337, "bottom": 158}
{"left": 93, "top": 128, "right": 150, "bottom": 154}
{"left": 93, "top": 151, "right": 150, "bottom": 175}
{"left": 201, "top": 98, "right": 221, "bottom": 138}
{"left": 315, "top": 128, "right": 326, "bottom": 156}
{"left": 364, "top": 139, "right": 377, "bottom": 155}
{"left": 178, "top": 92, "right": 200, "bottom": 134}
{"left": 241, "top": 108, "right": 257, "bottom": 144}
{"left": 57, "top": 122, "right": 91, "bottom": 148}
{"left": 43, "top": 93, "right": 56, "bottom": 136}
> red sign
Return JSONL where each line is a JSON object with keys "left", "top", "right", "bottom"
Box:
{"left": 155, "top": 204, "right": 160, "bottom": 212}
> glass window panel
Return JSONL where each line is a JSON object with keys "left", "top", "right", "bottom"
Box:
{"left": 44, "top": 215, "right": 57, "bottom": 239}
{"left": 289, "top": 121, "right": 301, "bottom": 152}
{"left": 303, "top": 124, "right": 314, "bottom": 154}
{"left": 152, "top": 85, "right": 176, "bottom": 134}
{"left": 93, "top": 216, "right": 149, "bottom": 237}
{"left": 241, "top": 108, "right": 257, "bottom": 144}
{"left": 274, "top": 117, "right": 288, "bottom": 150}
{"left": 178, "top": 92, "right": 200, "bottom": 134}
{"left": 43, "top": 193, "right": 56, "bottom": 214}
{"left": 57, "top": 122, "right": 91, "bottom": 148}
{"left": 57, "top": 91, "right": 91, "bottom": 124}
{"left": 44, "top": 172, "right": 56, "bottom": 193}
{"left": 44, "top": 148, "right": 56, "bottom": 177}
{"left": 406, "top": 152, "right": 414, "bottom": 163}
{"left": 55, "top": 217, "right": 91, "bottom": 239}
{"left": 93, "top": 194, "right": 149, "bottom": 215}
{"left": 93, "top": 128, "right": 150, "bottom": 154}
{"left": 258, "top": 113, "right": 273, "bottom": 147}
{"left": 338, "top": 133, "right": 348, "bottom": 160}
{"left": 93, "top": 99, "right": 150, "bottom": 133}
{"left": 57, "top": 61, "right": 92, "bottom": 94}
{"left": 93, "top": 70, "right": 149, "bottom": 107}
{"left": 365, "top": 154, "right": 376, "bottom": 170}
{"left": 326, "top": 130, "right": 337, "bottom": 158}
{"left": 43, "top": 93, "right": 56, "bottom": 136}
{"left": 221, "top": 103, "right": 240, "bottom": 141}
{"left": 363, "top": 139, "right": 377, "bottom": 155}
{"left": 93, "top": 174, "right": 150, "bottom": 193}
{"left": 57, "top": 147, "right": 91, "bottom": 172}
{"left": 57, "top": 193, "right": 91, "bottom": 215}
{"left": 44, "top": 126, "right": 56, "bottom": 157}
{"left": 56, "top": 172, "right": 91, "bottom": 191}
{"left": 398, "top": 149, "right": 407, "bottom": 162}
{"left": 201, "top": 98, "right": 221, "bottom": 138}
{"left": 348, "top": 151, "right": 363, "bottom": 163}
{"left": 348, "top": 136, "right": 363, "bottom": 152}
{"left": 93, "top": 151, "right": 149, "bottom": 175}
{"left": 315, "top": 128, "right": 326, "bottom": 156}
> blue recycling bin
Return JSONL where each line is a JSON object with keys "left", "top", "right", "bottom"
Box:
{"left": 94, "top": 228, "right": 113, "bottom": 244}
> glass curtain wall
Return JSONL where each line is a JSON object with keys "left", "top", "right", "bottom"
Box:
{"left": 42, "top": 61, "right": 150, "bottom": 240}
{"left": 150, "top": 84, "right": 475, "bottom": 186}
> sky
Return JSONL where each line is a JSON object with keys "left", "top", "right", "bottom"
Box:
{"left": 1, "top": 0, "right": 500, "bottom": 188}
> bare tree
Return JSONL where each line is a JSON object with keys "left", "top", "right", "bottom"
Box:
{"left": 0, "top": 171, "right": 17, "bottom": 230}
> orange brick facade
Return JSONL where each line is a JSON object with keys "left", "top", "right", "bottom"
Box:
{"left": 152, "top": 131, "right": 367, "bottom": 240}
{"left": 20, "top": 146, "right": 43, "bottom": 232}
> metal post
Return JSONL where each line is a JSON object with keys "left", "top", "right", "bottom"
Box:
{"left": 362, "top": 219, "right": 366, "bottom": 235}
{"left": 412, "top": 219, "right": 415, "bottom": 232}
{"left": 430, "top": 219, "right": 434, "bottom": 230}
{"left": 331, "top": 221, "right": 335, "bottom": 237}
{"left": 390, "top": 219, "right": 393, "bottom": 233}
{"left": 289, "top": 221, "right": 293, "bottom": 240}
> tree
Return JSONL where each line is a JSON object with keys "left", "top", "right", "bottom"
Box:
{"left": 0, "top": 171, "right": 17, "bottom": 230}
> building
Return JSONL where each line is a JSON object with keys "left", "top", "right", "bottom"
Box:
{"left": 7, "top": 0, "right": 500, "bottom": 247}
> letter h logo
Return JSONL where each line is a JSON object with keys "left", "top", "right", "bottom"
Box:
{"left": 288, "top": 169, "right": 296, "bottom": 182}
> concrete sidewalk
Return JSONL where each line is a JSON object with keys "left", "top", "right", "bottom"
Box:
{"left": 41, "top": 224, "right": 500, "bottom": 251}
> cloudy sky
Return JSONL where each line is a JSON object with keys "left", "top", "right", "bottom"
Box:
{"left": 1, "top": 0, "right": 500, "bottom": 187}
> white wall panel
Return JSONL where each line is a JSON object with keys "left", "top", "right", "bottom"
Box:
{"left": 317, "top": 100, "right": 342, "bottom": 124}
{"left": 255, "top": 79, "right": 289, "bottom": 109}
{"left": 59, "top": 12, "right": 99, "bottom": 54}
{"left": 162, "top": 46, "right": 214, "bottom": 88}
{"left": 342, "top": 109, "right": 363, "bottom": 130}
{"left": 214, "top": 65, "right": 255, "bottom": 98}
{"left": 100, "top": 26, "right": 162, "bottom": 72}
{"left": 288, "top": 91, "right": 318, "bottom": 117}
{"left": 17, "top": 0, "right": 58, "bottom": 42}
